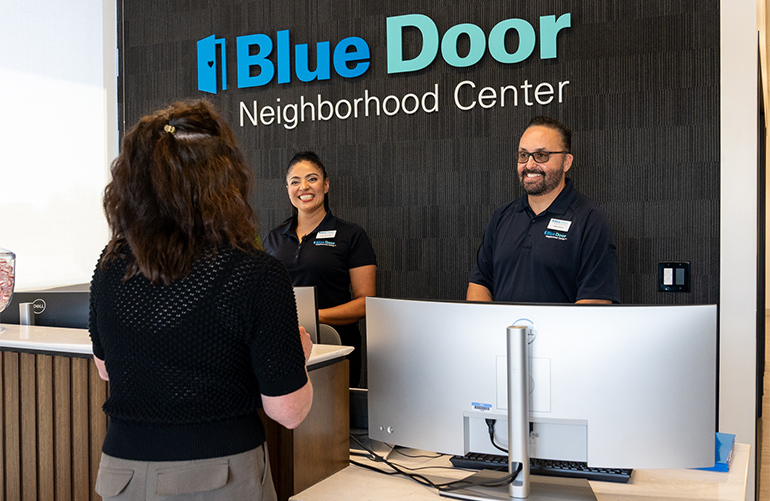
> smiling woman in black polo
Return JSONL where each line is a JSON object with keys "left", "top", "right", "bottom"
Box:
{"left": 264, "top": 151, "right": 377, "bottom": 387}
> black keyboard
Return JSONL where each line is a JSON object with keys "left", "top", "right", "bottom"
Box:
{"left": 449, "top": 452, "right": 632, "bottom": 484}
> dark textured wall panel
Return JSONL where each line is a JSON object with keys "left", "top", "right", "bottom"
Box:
{"left": 118, "top": 0, "right": 720, "bottom": 305}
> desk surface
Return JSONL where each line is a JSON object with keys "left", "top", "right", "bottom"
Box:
{"left": 0, "top": 323, "right": 352, "bottom": 366}
{"left": 290, "top": 443, "right": 750, "bottom": 501}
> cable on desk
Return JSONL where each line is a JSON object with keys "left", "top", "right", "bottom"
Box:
{"left": 390, "top": 447, "right": 443, "bottom": 460}
{"left": 349, "top": 433, "right": 463, "bottom": 485}
{"left": 349, "top": 433, "right": 385, "bottom": 462}
{"left": 438, "top": 462, "right": 522, "bottom": 494}
{"left": 350, "top": 435, "right": 442, "bottom": 466}
{"left": 348, "top": 432, "right": 522, "bottom": 493}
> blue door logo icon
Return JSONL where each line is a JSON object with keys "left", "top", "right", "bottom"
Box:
{"left": 197, "top": 35, "right": 227, "bottom": 94}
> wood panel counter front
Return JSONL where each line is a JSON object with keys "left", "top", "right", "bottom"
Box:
{"left": 0, "top": 323, "right": 352, "bottom": 501}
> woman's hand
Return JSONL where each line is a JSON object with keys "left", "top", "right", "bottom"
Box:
{"left": 299, "top": 326, "right": 313, "bottom": 363}
{"left": 93, "top": 356, "right": 109, "bottom": 381}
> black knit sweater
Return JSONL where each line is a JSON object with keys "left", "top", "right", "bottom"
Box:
{"left": 89, "top": 245, "right": 307, "bottom": 461}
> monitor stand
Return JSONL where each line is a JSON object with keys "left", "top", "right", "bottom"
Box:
{"left": 440, "top": 326, "right": 597, "bottom": 501}
{"left": 440, "top": 470, "right": 596, "bottom": 500}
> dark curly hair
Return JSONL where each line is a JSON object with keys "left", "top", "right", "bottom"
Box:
{"left": 101, "top": 99, "right": 259, "bottom": 285}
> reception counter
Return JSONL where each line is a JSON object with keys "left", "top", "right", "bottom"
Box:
{"left": 0, "top": 323, "right": 352, "bottom": 501}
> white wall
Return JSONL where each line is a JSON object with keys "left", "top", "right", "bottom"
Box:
{"left": 0, "top": 1, "right": 117, "bottom": 291}
{"left": 721, "top": 1, "right": 758, "bottom": 499}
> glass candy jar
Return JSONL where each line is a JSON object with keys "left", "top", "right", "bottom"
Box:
{"left": 0, "top": 248, "right": 16, "bottom": 333}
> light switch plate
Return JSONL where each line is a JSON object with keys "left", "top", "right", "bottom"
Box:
{"left": 658, "top": 262, "right": 690, "bottom": 292}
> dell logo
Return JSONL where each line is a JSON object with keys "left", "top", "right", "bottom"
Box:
{"left": 32, "top": 298, "right": 46, "bottom": 314}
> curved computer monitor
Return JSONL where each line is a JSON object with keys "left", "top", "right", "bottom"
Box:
{"left": 366, "top": 298, "right": 716, "bottom": 470}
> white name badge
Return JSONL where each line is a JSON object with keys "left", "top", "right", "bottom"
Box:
{"left": 316, "top": 230, "right": 336, "bottom": 239}
{"left": 547, "top": 218, "right": 572, "bottom": 232}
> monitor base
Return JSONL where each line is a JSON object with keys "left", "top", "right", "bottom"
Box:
{"left": 440, "top": 471, "right": 597, "bottom": 501}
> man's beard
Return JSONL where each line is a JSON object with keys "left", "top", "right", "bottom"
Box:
{"left": 519, "top": 167, "right": 565, "bottom": 196}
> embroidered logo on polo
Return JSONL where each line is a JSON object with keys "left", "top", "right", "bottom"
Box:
{"left": 544, "top": 218, "right": 570, "bottom": 240}
{"left": 313, "top": 240, "right": 336, "bottom": 247}
{"left": 544, "top": 230, "right": 567, "bottom": 241}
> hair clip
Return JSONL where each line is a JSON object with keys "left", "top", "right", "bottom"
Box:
{"left": 164, "top": 124, "right": 176, "bottom": 135}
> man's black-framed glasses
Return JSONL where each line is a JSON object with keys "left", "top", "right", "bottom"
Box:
{"left": 517, "top": 151, "right": 568, "bottom": 163}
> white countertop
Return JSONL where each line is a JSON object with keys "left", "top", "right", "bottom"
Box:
{"left": 0, "top": 323, "right": 93, "bottom": 354}
{"left": 0, "top": 323, "right": 353, "bottom": 365}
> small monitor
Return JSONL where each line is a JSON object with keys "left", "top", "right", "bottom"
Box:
{"left": 0, "top": 287, "right": 322, "bottom": 344}
{"left": 367, "top": 298, "right": 716, "bottom": 471}
{"left": 0, "top": 290, "right": 90, "bottom": 328}
{"left": 294, "top": 286, "right": 319, "bottom": 344}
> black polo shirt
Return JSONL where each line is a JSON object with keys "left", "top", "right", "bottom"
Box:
{"left": 263, "top": 212, "right": 377, "bottom": 311}
{"left": 469, "top": 179, "right": 620, "bottom": 303}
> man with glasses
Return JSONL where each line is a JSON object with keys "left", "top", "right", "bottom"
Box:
{"left": 467, "top": 116, "right": 620, "bottom": 304}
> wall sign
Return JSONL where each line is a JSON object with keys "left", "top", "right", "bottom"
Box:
{"left": 119, "top": 1, "right": 720, "bottom": 306}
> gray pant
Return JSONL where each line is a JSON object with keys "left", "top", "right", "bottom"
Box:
{"left": 95, "top": 445, "right": 278, "bottom": 501}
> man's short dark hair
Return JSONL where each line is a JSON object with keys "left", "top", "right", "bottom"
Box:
{"left": 527, "top": 116, "right": 571, "bottom": 152}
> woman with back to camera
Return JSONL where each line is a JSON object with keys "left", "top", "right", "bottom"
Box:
{"left": 264, "top": 152, "right": 376, "bottom": 387}
{"left": 89, "top": 100, "right": 313, "bottom": 500}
